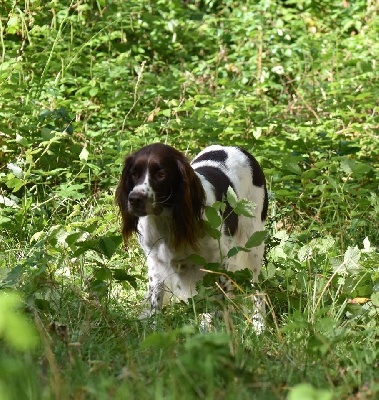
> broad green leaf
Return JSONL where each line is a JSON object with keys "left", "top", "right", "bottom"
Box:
{"left": 340, "top": 158, "right": 354, "bottom": 174}
{"left": 212, "top": 201, "right": 225, "bottom": 213}
{"left": 301, "top": 169, "right": 318, "bottom": 179}
{"left": 204, "top": 206, "right": 222, "bottom": 229}
{"left": 352, "top": 162, "right": 371, "bottom": 176}
{"left": 245, "top": 230, "right": 267, "bottom": 248}
{"left": 6, "top": 176, "right": 25, "bottom": 192}
{"left": 184, "top": 332, "right": 230, "bottom": 351}
{"left": 142, "top": 331, "right": 177, "bottom": 349}
{"left": 0, "top": 292, "right": 38, "bottom": 350}
{"left": 112, "top": 269, "right": 138, "bottom": 288}
{"left": 65, "top": 232, "right": 85, "bottom": 246}
{"left": 285, "top": 163, "right": 302, "bottom": 175}
{"left": 7, "top": 163, "right": 23, "bottom": 177}
{"left": 16, "top": 134, "right": 29, "bottom": 146}
{"left": 371, "top": 293, "right": 379, "bottom": 307}
{"left": 74, "top": 235, "right": 122, "bottom": 259}
{"left": 0, "top": 195, "right": 19, "bottom": 208}
{"left": 205, "top": 224, "right": 221, "bottom": 240}
{"left": 79, "top": 147, "right": 89, "bottom": 162}
{"left": 227, "top": 246, "right": 247, "bottom": 258}
{"left": 99, "top": 236, "right": 123, "bottom": 259}
{"left": 93, "top": 267, "right": 112, "bottom": 280}
{"left": 5, "top": 265, "right": 23, "bottom": 285}
{"left": 6, "top": 15, "right": 20, "bottom": 34}
{"left": 40, "top": 127, "right": 56, "bottom": 140}
{"left": 0, "top": 216, "right": 12, "bottom": 224}
{"left": 203, "top": 262, "right": 222, "bottom": 271}
{"left": 234, "top": 199, "right": 256, "bottom": 217}
{"left": 287, "top": 383, "right": 332, "bottom": 400}
{"left": 89, "top": 87, "right": 99, "bottom": 97}
{"left": 186, "top": 254, "right": 207, "bottom": 266}
{"left": 56, "top": 184, "right": 86, "bottom": 200}
{"left": 343, "top": 246, "right": 361, "bottom": 269}
{"left": 226, "top": 186, "right": 238, "bottom": 208}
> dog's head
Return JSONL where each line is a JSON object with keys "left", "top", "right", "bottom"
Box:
{"left": 116, "top": 143, "right": 205, "bottom": 249}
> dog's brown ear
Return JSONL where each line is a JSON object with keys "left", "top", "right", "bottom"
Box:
{"left": 115, "top": 155, "right": 139, "bottom": 244}
{"left": 172, "top": 156, "right": 205, "bottom": 250}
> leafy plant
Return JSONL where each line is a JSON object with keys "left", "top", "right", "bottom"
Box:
{"left": 1, "top": 0, "right": 378, "bottom": 398}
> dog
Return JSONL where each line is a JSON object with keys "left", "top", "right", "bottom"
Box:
{"left": 116, "top": 143, "right": 268, "bottom": 318}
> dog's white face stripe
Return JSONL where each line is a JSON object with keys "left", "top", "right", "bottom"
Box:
{"left": 131, "top": 170, "right": 151, "bottom": 197}
{"left": 128, "top": 170, "right": 157, "bottom": 215}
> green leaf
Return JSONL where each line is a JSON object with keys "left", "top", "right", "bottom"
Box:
{"left": 227, "top": 246, "right": 248, "bottom": 258}
{"left": 186, "top": 254, "right": 207, "bottom": 266}
{"left": 0, "top": 216, "right": 12, "bottom": 224}
{"left": 184, "top": 332, "right": 230, "bottom": 351}
{"left": 79, "top": 147, "right": 89, "bottom": 162}
{"left": 74, "top": 235, "right": 122, "bottom": 259}
{"left": 340, "top": 158, "right": 354, "bottom": 174}
{"left": 89, "top": 87, "right": 99, "bottom": 97}
{"left": 203, "top": 262, "right": 222, "bottom": 271}
{"left": 287, "top": 383, "right": 332, "bottom": 400}
{"left": 65, "top": 232, "right": 85, "bottom": 246}
{"left": 371, "top": 293, "right": 379, "bottom": 307}
{"left": 0, "top": 195, "right": 19, "bottom": 208}
{"left": 6, "top": 176, "right": 25, "bottom": 192}
{"left": 204, "top": 224, "right": 221, "bottom": 240}
{"left": 0, "top": 292, "right": 39, "bottom": 351}
{"left": 98, "top": 236, "right": 123, "bottom": 259}
{"left": 56, "top": 184, "right": 86, "bottom": 200}
{"left": 112, "top": 269, "right": 138, "bottom": 288}
{"left": 142, "top": 331, "right": 177, "bottom": 349}
{"left": 7, "top": 163, "right": 23, "bottom": 177}
{"left": 16, "top": 134, "right": 29, "bottom": 146}
{"left": 343, "top": 246, "right": 361, "bottom": 269}
{"left": 5, "top": 265, "right": 24, "bottom": 285}
{"left": 245, "top": 230, "right": 267, "bottom": 248}
{"left": 226, "top": 187, "right": 238, "bottom": 208}
{"left": 204, "top": 206, "right": 222, "bottom": 229}
{"left": 40, "top": 127, "right": 56, "bottom": 140}
{"left": 6, "top": 15, "right": 20, "bottom": 34}
{"left": 285, "top": 163, "right": 302, "bottom": 175}
{"left": 93, "top": 267, "right": 112, "bottom": 281}
{"left": 234, "top": 199, "right": 256, "bottom": 217}
{"left": 352, "top": 162, "right": 371, "bottom": 176}
{"left": 212, "top": 201, "right": 225, "bottom": 213}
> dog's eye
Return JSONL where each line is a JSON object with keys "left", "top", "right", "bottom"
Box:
{"left": 155, "top": 169, "right": 167, "bottom": 180}
{"left": 131, "top": 170, "right": 139, "bottom": 179}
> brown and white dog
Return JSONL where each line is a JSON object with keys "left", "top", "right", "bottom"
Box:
{"left": 116, "top": 143, "right": 268, "bottom": 318}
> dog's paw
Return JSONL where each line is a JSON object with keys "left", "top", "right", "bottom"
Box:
{"left": 138, "top": 309, "right": 155, "bottom": 320}
{"left": 249, "top": 293, "right": 266, "bottom": 334}
{"left": 198, "top": 312, "right": 214, "bottom": 332}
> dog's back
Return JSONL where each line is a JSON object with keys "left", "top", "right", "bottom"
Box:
{"left": 192, "top": 145, "right": 268, "bottom": 280}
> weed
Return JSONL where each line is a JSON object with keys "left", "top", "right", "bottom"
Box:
{"left": 1, "top": 1, "right": 378, "bottom": 399}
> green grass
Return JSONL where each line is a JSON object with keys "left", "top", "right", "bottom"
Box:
{"left": 1, "top": 0, "right": 379, "bottom": 399}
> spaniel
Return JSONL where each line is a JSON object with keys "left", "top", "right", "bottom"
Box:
{"left": 116, "top": 143, "right": 268, "bottom": 319}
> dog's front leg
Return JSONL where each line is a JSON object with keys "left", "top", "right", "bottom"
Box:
{"left": 148, "top": 278, "right": 164, "bottom": 314}
{"left": 139, "top": 261, "right": 165, "bottom": 319}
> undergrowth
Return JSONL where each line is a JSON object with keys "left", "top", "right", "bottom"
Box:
{"left": 1, "top": 1, "right": 378, "bottom": 399}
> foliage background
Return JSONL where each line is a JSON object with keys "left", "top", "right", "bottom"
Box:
{"left": 0, "top": 0, "right": 378, "bottom": 399}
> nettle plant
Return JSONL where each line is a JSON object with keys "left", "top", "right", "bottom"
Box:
{"left": 204, "top": 187, "right": 267, "bottom": 262}
{"left": 186, "top": 188, "right": 268, "bottom": 307}
{"left": 262, "top": 229, "right": 379, "bottom": 329}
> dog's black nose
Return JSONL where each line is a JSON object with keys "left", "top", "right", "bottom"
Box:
{"left": 128, "top": 192, "right": 148, "bottom": 215}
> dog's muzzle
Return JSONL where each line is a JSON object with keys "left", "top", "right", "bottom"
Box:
{"left": 128, "top": 191, "right": 162, "bottom": 216}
